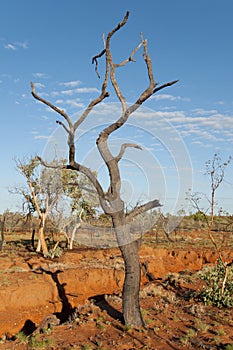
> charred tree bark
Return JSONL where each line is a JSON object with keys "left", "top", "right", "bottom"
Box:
{"left": 104, "top": 197, "right": 147, "bottom": 326}
{"left": 120, "top": 240, "right": 144, "bottom": 326}
{"left": 112, "top": 214, "right": 144, "bottom": 326}
{"left": 0, "top": 216, "right": 5, "bottom": 251}
{"left": 31, "top": 229, "right": 35, "bottom": 249}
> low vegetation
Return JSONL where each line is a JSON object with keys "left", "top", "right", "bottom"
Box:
{"left": 198, "top": 259, "right": 233, "bottom": 308}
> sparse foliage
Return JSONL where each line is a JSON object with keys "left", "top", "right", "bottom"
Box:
{"left": 190, "top": 153, "right": 232, "bottom": 302}
{"left": 199, "top": 260, "right": 233, "bottom": 308}
{"left": 205, "top": 153, "right": 231, "bottom": 226}
{"left": 14, "top": 157, "right": 91, "bottom": 254}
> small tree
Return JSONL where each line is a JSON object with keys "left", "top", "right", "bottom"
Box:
{"left": 31, "top": 12, "right": 178, "bottom": 326}
{"left": 15, "top": 157, "right": 70, "bottom": 255}
{"left": 190, "top": 153, "right": 232, "bottom": 300}
{"left": 57, "top": 171, "right": 97, "bottom": 249}
{"left": 205, "top": 153, "right": 231, "bottom": 229}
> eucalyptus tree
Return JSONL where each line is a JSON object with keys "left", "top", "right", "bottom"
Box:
{"left": 15, "top": 158, "right": 63, "bottom": 254}
{"left": 55, "top": 173, "right": 97, "bottom": 249}
{"left": 31, "top": 12, "right": 178, "bottom": 326}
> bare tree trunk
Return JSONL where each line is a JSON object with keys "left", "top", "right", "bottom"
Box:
{"left": 36, "top": 216, "right": 48, "bottom": 255}
{"left": 0, "top": 216, "right": 5, "bottom": 251}
{"left": 69, "top": 222, "right": 80, "bottom": 250}
{"left": 120, "top": 241, "right": 144, "bottom": 326}
{"left": 31, "top": 229, "right": 35, "bottom": 249}
{"left": 112, "top": 215, "right": 144, "bottom": 327}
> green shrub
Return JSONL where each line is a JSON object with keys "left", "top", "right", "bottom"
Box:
{"left": 199, "top": 260, "right": 233, "bottom": 308}
{"left": 45, "top": 246, "right": 63, "bottom": 259}
{"left": 224, "top": 345, "right": 233, "bottom": 350}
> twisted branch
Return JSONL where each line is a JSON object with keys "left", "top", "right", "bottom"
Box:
{"left": 115, "top": 143, "right": 142, "bottom": 162}
{"left": 92, "top": 49, "right": 106, "bottom": 78}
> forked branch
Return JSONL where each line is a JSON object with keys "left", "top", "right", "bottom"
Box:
{"left": 126, "top": 199, "right": 161, "bottom": 223}
{"left": 37, "top": 156, "right": 105, "bottom": 202}
{"left": 114, "top": 42, "right": 143, "bottom": 67}
{"left": 31, "top": 11, "right": 178, "bottom": 226}
{"left": 31, "top": 82, "right": 72, "bottom": 129}
{"left": 92, "top": 49, "right": 106, "bottom": 78}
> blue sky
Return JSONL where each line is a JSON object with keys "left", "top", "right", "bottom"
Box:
{"left": 0, "top": 0, "right": 233, "bottom": 215}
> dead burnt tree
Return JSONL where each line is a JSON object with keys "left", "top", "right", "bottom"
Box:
{"left": 0, "top": 215, "right": 6, "bottom": 251}
{"left": 31, "top": 11, "right": 178, "bottom": 326}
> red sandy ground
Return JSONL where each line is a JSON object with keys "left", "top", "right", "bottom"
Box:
{"left": 0, "top": 230, "right": 232, "bottom": 349}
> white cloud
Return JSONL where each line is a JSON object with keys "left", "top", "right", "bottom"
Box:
{"left": 55, "top": 99, "right": 64, "bottom": 104}
{"left": 33, "top": 72, "right": 49, "bottom": 79}
{"left": 4, "top": 41, "right": 28, "bottom": 50}
{"left": 4, "top": 43, "right": 16, "bottom": 50}
{"left": 191, "top": 140, "right": 204, "bottom": 146}
{"left": 51, "top": 87, "right": 99, "bottom": 97}
{"left": 134, "top": 110, "right": 186, "bottom": 121}
{"left": 16, "top": 41, "right": 29, "bottom": 49}
{"left": 152, "top": 94, "right": 190, "bottom": 102}
{"left": 59, "top": 80, "right": 81, "bottom": 88}
{"left": 192, "top": 108, "right": 218, "bottom": 115}
{"left": 55, "top": 98, "right": 85, "bottom": 109}
{"left": 60, "top": 87, "right": 99, "bottom": 95}
{"left": 60, "top": 89, "right": 75, "bottom": 96}
{"left": 34, "top": 82, "right": 45, "bottom": 89}
{"left": 65, "top": 100, "right": 85, "bottom": 108}
{"left": 34, "top": 135, "right": 49, "bottom": 140}
{"left": 38, "top": 92, "right": 49, "bottom": 98}
{"left": 145, "top": 109, "right": 233, "bottom": 134}
{"left": 133, "top": 106, "right": 233, "bottom": 147}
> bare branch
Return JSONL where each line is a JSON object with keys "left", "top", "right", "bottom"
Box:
{"left": 37, "top": 155, "right": 111, "bottom": 212}
{"left": 31, "top": 82, "right": 110, "bottom": 151}
{"left": 106, "top": 11, "right": 130, "bottom": 45}
{"left": 126, "top": 199, "right": 161, "bottom": 223}
{"left": 95, "top": 11, "right": 178, "bottom": 213}
{"left": 76, "top": 36, "right": 113, "bottom": 132}
{"left": 153, "top": 80, "right": 179, "bottom": 94}
{"left": 92, "top": 49, "right": 106, "bottom": 78}
{"left": 36, "top": 156, "right": 64, "bottom": 169}
{"left": 67, "top": 183, "right": 97, "bottom": 194}
{"left": 129, "top": 35, "right": 178, "bottom": 108}
{"left": 67, "top": 161, "right": 112, "bottom": 214}
{"left": 104, "top": 11, "right": 130, "bottom": 111}
{"left": 114, "top": 42, "right": 143, "bottom": 67}
{"left": 30, "top": 82, "right": 73, "bottom": 130}
{"left": 56, "top": 120, "right": 70, "bottom": 134}
{"left": 115, "top": 143, "right": 142, "bottom": 162}
{"left": 67, "top": 161, "right": 104, "bottom": 196}
{"left": 141, "top": 34, "right": 156, "bottom": 90}
{"left": 73, "top": 91, "right": 109, "bottom": 131}
{"left": 97, "top": 27, "right": 178, "bottom": 159}
{"left": 31, "top": 67, "right": 110, "bottom": 163}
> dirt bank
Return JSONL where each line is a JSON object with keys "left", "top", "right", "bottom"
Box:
{"left": 0, "top": 245, "right": 232, "bottom": 338}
